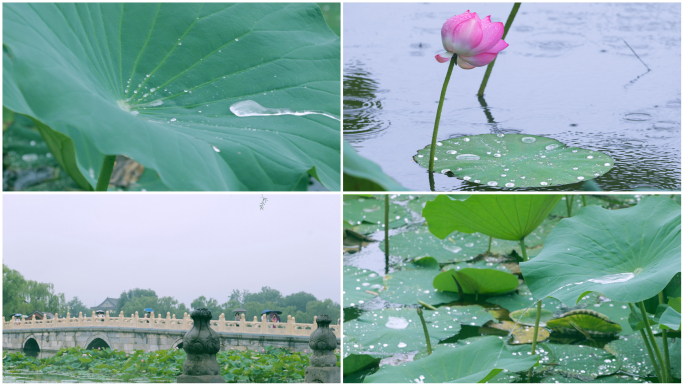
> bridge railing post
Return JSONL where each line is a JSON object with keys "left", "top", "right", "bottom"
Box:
{"left": 78, "top": 312, "right": 83, "bottom": 327}
{"left": 218, "top": 313, "right": 226, "bottom": 332}
{"left": 261, "top": 314, "right": 269, "bottom": 334}
{"left": 287, "top": 315, "right": 293, "bottom": 335}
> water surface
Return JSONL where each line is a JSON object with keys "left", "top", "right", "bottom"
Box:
{"left": 344, "top": 3, "right": 681, "bottom": 191}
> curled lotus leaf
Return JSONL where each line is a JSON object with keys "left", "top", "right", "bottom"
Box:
{"left": 434, "top": 264, "right": 519, "bottom": 296}
{"left": 546, "top": 309, "right": 622, "bottom": 337}
{"left": 414, "top": 134, "right": 614, "bottom": 188}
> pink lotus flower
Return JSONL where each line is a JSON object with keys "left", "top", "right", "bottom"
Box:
{"left": 435, "top": 11, "right": 509, "bottom": 69}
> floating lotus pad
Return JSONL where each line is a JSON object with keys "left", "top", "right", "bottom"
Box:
{"left": 380, "top": 226, "right": 489, "bottom": 263}
{"left": 379, "top": 269, "right": 460, "bottom": 306}
{"left": 344, "top": 307, "right": 466, "bottom": 355}
{"left": 414, "top": 134, "right": 614, "bottom": 188}
{"left": 435, "top": 262, "right": 519, "bottom": 296}
{"left": 543, "top": 343, "right": 622, "bottom": 380}
{"left": 363, "top": 336, "right": 539, "bottom": 383}
{"left": 605, "top": 334, "right": 681, "bottom": 378}
{"left": 546, "top": 309, "right": 622, "bottom": 337}
{"left": 343, "top": 266, "right": 383, "bottom": 308}
{"left": 521, "top": 196, "right": 681, "bottom": 305}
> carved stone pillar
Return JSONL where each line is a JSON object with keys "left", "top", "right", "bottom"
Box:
{"left": 177, "top": 308, "right": 225, "bottom": 383}
{"left": 304, "top": 314, "right": 340, "bottom": 383}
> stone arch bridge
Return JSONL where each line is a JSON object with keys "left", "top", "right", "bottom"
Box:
{"left": 4, "top": 311, "right": 340, "bottom": 354}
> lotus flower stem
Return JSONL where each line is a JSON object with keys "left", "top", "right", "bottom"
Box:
{"left": 581, "top": 195, "right": 587, "bottom": 207}
{"left": 384, "top": 195, "right": 390, "bottom": 275}
{"left": 416, "top": 308, "right": 433, "bottom": 356}
{"left": 658, "top": 292, "right": 672, "bottom": 383}
{"left": 565, "top": 195, "right": 572, "bottom": 217}
{"left": 519, "top": 237, "right": 528, "bottom": 261}
{"left": 629, "top": 303, "right": 662, "bottom": 383}
{"left": 527, "top": 300, "right": 543, "bottom": 382}
{"left": 477, "top": 3, "right": 521, "bottom": 96}
{"left": 488, "top": 236, "right": 492, "bottom": 254}
{"left": 428, "top": 55, "right": 457, "bottom": 173}
{"left": 95, "top": 155, "right": 116, "bottom": 191}
{"left": 639, "top": 301, "right": 667, "bottom": 382}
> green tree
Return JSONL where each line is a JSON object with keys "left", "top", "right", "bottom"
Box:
{"left": 2, "top": 264, "right": 65, "bottom": 320}
{"left": 3, "top": 264, "right": 29, "bottom": 318}
{"left": 65, "top": 297, "right": 89, "bottom": 317}
{"left": 191, "top": 296, "right": 223, "bottom": 320}
{"left": 243, "top": 286, "right": 282, "bottom": 305}
{"left": 116, "top": 288, "right": 157, "bottom": 314}
{"left": 281, "top": 291, "right": 317, "bottom": 313}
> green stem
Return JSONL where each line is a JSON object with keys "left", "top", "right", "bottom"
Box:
{"left": 428, "top": 55, "right": 457, "bottom": 173}
{"left": 384, "top": 195, "right": 390, "bottom": 275}
{"left": 519, "top": 237, "right": 528, "bottom": 261}
{"left": 659, "top": 293, "right": 672, "bottom": 382}
{"left": 488, "top": 236, "right": 492, "bottom": 254}
{"left": 527, "top": 300, "right": 543, "bottom": 383}
{"left": 417, "top": 308, "right": 433, "bottom": 356}
{"left": 477, "top": 3, "right": 521, "bottom": 96}
{"left": 639, "top": 301, "right": 667, "bottom": 382}
{"left": 629, "top": 303, "right": 662, "bottom": 383}
{"left": 95, "top": 155, "right": 116, "bottom": 191}
{"left": 565, "top": 195, "right": 572, "bottom": 217}
{"left": 581, "top": 195, "right": 587, "bottom": 207}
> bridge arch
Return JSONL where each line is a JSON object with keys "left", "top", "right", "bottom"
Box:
{"left": 23, "top": 335, "right": 40, "bottom": 352}
{"left": 172, "top": 338, "right": 183, "bottom": 350}
{"left": 84, "top": 333, "right": 111, "bottom": 350}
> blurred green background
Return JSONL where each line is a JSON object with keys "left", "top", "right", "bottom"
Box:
{"left": 318, "top": 3, "right": 341, "bottom": 36}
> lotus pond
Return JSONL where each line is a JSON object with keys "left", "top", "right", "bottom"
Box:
{"left": 342, "top": 194, "right": 681, "bottom": 382}
{"left": 343, "top": 3, "right": 681, "bottom": 191}
{"left": 3, "top": 346, "right": 339, "bottom": 382}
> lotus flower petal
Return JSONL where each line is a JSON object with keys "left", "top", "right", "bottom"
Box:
{"left": 435, "top": 51, "right": 454, "bottom": 63}
{"left": 472, "top": 16, "right": 505, "bottom": 54}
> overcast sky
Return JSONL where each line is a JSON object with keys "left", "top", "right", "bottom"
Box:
{"left": 3, "top": 194, "right": 340, "bottom": 309}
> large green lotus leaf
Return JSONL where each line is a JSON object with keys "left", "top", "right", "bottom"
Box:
{"left": 379, "top": 269, "right": 460, "bottom": 306}
{"left": 343, "top": 266, "right": 383, "bottom": 308}
{"left": 435, "top": 262, "right": 519, "bottom": 296}
{"left": 542, "top": 344, "right": 621, "bottom": 380}
{"left": 3, "top": 3, "right": 340, "bottom": 191}
{"left": 343, "top": 197, "right": 409, "bottom": 225}
{"left": 380, "top": 226, "right": 488, "bottom": 264}
{"left": 363, "top": 336, "right": 538, "bottom": 383}
{"left": 604, "top": 334, "right": 681, "bottom": 378}
{"left": 343, "top": 140, "right": 407, "bottom": 191}
{"left": 413, "top": 134, "right": 614, "bottom": 188}
{"left": 423, "top": 195, "right": 562, "bottom": 241}
{"left": 521, "top": 196, "right": 681, "bottom": 305}
{"left": 344, "top": 308, "right": 463, "bottom": 355}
